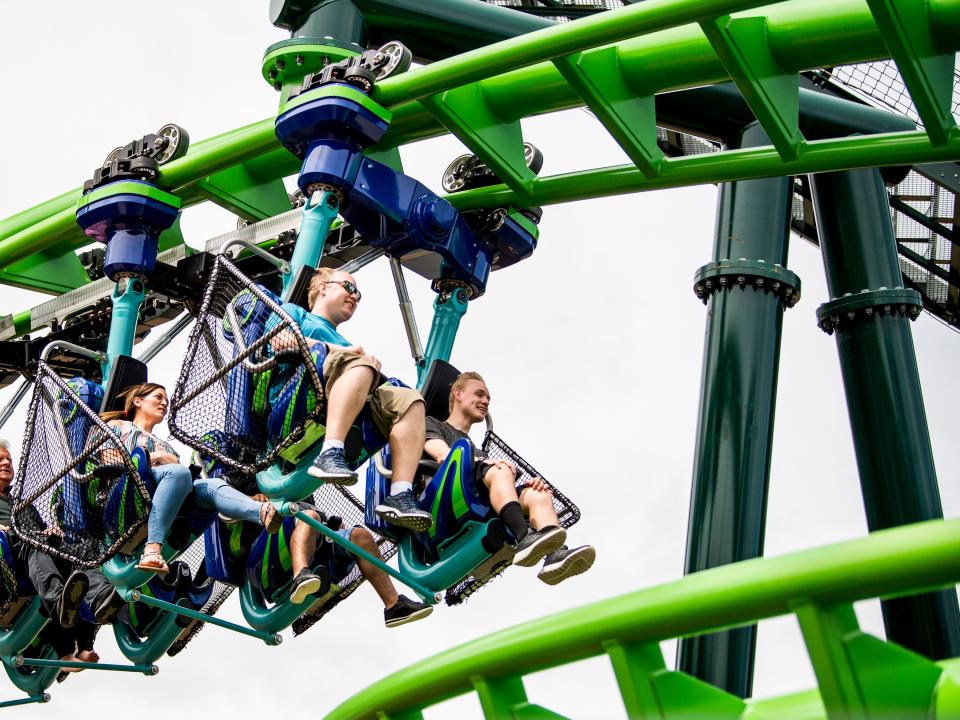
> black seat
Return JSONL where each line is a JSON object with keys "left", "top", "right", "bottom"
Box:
{"left": 419, "top": 359, "right": 462, "bottom": 421}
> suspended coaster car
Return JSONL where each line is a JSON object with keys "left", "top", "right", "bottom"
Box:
{"left": 169, "top": 253, "right": 412, "bottom": 634}
{"left": 365, "top": 360, "right": 582, "bottom": 605}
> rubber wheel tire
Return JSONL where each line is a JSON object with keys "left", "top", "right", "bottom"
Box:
{"left": 376, "top": 41, "right": 413, "bottom": 79}
{"left": 523, "top": 142, "right": 544, "bottom": 175}
{"left": 154, "top": 124, "right": 190, "bottom": 164}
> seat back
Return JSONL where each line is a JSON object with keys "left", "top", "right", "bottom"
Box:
{"left": 169, "top": 254, "right": 325, "bottom": 476}
{"left": 12, "top": 362, "right": 149, "bottom": 568}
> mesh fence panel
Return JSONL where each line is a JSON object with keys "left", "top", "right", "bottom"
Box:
{"left": 444, "top": 431, "right": 581, "bottom": 605}
{"left": 169, "top": 255, "right": 325, "bottom": 476}
{"left": 292, "top": 485, "right": 397, "bottom": 636}
{"left": 11, "top": 364, "right": 148, "bottom": 568}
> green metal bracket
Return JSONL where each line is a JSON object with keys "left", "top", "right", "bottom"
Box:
{"left": 0, "top": 247, "right": 90, "bottom": 294}
{"left": 865, "top": 0, "right": 957, "bottom": 146}
{"left": 472, "top": 675, "right": 570, "bottom": 720}
{"left": 0, "top": 693, "right": 49, "bottom": 708}
{"left": 421, "top": 84, "right": 537, "bottom": 205}
{"left": 262, "top": 42, "right": 359, "bottom": 102}
{"left": 194, "top": 165, "right": 293, "bottom": 222}
{"left": 553, "top": 47, "right": 664, "bottom": 178}
{"left": 794, "top": 601, "right": 946, "bottom": 719}
{"left": 124, "top": 588, "right": 282, "bottom": 646}
{"left": 649, "top": 669, "right": 746, "bottom": 718}
{"left": 700, "top": 15, "right": 804, "bottom": 160}
{"left": 157, "top": 214, "right": 185, "bottom": 253}
{"left": 605, "top": 640, "right": 669, "bottom": 718}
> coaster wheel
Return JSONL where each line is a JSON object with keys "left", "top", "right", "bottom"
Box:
{"left": 154, "top": 123, "right": 190, "bottom": 164}
{"left": 375, "top": 41, "right": 413, "bottom": 79}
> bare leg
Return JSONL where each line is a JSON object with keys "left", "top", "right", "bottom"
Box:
{"left": 483, "top": 466, "right": 521, "bottom": 513}
{"left": 350, "top": 527, "right": 399, "bottom": 609}
{"left": 325, "top": 365, "right": 377, "bottom": 442}
{"left": 291, "top": 510, "right": 321, "bottom": 576}
{"left": 520, "top": 488, "right": 560, "bottom": 531}
{"left": 387, "top": 400, "right": 425, "bottom": 485}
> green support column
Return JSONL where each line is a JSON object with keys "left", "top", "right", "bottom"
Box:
{"left": 810, "top": 167, "right": 960, "bottom": 660}
{"left": 678, "top": 122, "right": 800, "bottom": 698}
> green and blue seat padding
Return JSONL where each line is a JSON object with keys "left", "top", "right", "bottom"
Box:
{"left": 116, "top": 558, "right": 215, "bottom": 638}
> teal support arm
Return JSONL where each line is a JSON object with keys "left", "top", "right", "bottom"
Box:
{"left": 417, "top": 288, "right": 469, "bottom": 388}
{"left": 103, "top": 277, "right": 146, "bottom": 381}
{"left": 6, "top": 654, "right": 157, "bottom": 675}
{"left": 282, "top": 190, "right": 341, "bottom": 300}
{"left": 2, "top": 644, "right": 58, "bottom": 698}
{"left": 0, "top": 693, "right": 49, "bottom": 708}
{"left": 0, "top": 597, "right": 48, "bottom": 656}
{"left": 113, "top": 606, "right": 187, "bottom": 665}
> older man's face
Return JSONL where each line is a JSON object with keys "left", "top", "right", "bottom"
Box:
{"left": 0, "top": 447, "right": 13, "bottom": 495}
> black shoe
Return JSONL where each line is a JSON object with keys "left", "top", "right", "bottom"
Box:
{"left": 57, "top": 571, "right": 89, "bottom": 629}
{"left": 92, "top": 587, "right": 125, "bottom": 625}
{"left": 290, "top": 567, "right": 330, "bottom": 605}
{"left": 375, "top": 490, "right": 432, "bottom": 532}
{"left": 512, "top": 526, "right": 567, "bottom": 568}
{"left": 384, "top": 594, "right": 433, "bottom": 628}
{"left": 538, "top": 544, "right": 596, "bottom": 586}
{"left": 307, "top": 448, "right": 358, "bottom": 485}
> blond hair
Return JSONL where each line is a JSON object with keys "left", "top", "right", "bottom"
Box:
{"left": 449, "top": 371, "right": 486, "bottom": 413}
{"left": 307, "top": 267, "right": 336, "bottom": 309}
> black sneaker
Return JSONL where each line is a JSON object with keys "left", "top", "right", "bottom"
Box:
{"left": 375, "top": 490, "right": 432, "bottom": 532}
{"left": 538, "top": 544, "right": 596, "bottom": 586}
{"left": 290, "top": 567, "right": 331, "bottom": 605}
{"left": 92, "top": 587, "right": 125, "bottom": 625}
{"left": 384, "top": 594, "right": 433, "bottom": 628}
{"left": 307, "top": 447, "right": 357, "bottom": 485}
{"left": 512, "top": 526, "right": 567, "bottom": 568}
{"left": 57, "top": 571, "right": 89, "bottom": 629}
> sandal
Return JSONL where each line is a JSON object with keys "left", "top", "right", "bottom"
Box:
{"left": 136, "top": 550, "right": 169, "bottom": 574}
{"left": 260, "top": 502, "right": 282, "bottom": 534}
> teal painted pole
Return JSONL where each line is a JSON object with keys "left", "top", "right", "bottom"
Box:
{"left": 282, "top": 190, "right": 340, "bottom": 301}
{"left": 678, "top": 122, "right": 799, "bottom": 698}
{"left": 103, "top": 277, "right": 145, "bottom": 381}
{"left": 5, "top": 655, "right": 157, "bottom": 675}
{"left": 810, "top": 167, "right": 960, "bottom": 660}
{"left": 0, "top": 694, "right": 49, "bottom": 708}
{"left": 417, "top": 289, "right": 469, "bottom": 388}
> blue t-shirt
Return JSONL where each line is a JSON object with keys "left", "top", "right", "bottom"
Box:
{"left": 267, "top": 303, "right": 352, "bottom": 347}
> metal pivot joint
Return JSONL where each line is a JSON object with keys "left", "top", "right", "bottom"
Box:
{"left": 694, "top": 259, "right": 801, "bottom": 309}
{"left": 816, "top": 287, "right": 923, "bottom": 334}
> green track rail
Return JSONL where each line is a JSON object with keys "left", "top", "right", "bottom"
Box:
{"left": 326, "top": 518, "right": 960, "bottom": 720}
{"left": 1, "top": 0, "right": 959, "bottom": 295}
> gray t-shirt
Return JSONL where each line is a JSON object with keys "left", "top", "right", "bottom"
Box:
{"left": 424, "top": 417, "right": 486, "bottom": 461}
{"left": 0, "top": 494, "right": 10, "bottom": 527}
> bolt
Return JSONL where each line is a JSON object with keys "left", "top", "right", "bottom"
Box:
{"left": 268, "top": 68, "right": 278, "bottom": 79}
{"left": 276, "top": 59, "right": 285, "bottom": 70}
{"left": 295, "top": 54, "right": 304, "bottom": 65}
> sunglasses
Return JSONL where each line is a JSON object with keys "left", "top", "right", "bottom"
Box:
{"left": 323, "top": 279, "right": 362, "bottom": 301}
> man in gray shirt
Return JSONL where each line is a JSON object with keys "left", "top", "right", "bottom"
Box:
{"left": 423, "top": 372, "right": 595, "bottom": 585}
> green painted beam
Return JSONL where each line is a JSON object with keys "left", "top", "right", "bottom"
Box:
{"left": 324, "top": 518, "right": 960, "bottom": 720}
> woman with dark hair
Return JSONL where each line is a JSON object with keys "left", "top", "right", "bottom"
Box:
{"left": 103, "top": 383, "right": 281, "bottom": 573}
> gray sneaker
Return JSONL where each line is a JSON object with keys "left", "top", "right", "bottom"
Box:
{"left": 512, "top": 526, "right": 567, "bottom": 568}
{"left": 375, "top": 490, "right": 432, "bottom": 532}
{"left": 307, "top": 447, "right": 357, "bottom": 485}
{"left": 538, "top": 544, "right": 596, "bottom": 586}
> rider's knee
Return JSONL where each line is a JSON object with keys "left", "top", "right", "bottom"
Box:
{"left": 349, "top": 526, "right": 376, "bottom": 549}
{"left": 520, "top": 487, "right": 552, "bottom": 508}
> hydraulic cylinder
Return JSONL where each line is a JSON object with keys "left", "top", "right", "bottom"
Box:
{"left": 811, "top": 167, "right": 960, "bottom": 660}
{"left": 679, "top": 122, "right": 799, "bottom": 698}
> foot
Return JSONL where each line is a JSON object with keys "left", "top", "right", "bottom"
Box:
{"left": 136, "top": 550, "right": 169, "bottom": 575}
{"left": 57, "top": 653, "right": 82, "bottom": 674}
{"left": 384, "top": 594, "right": 433, "bottom": 628}
{"left": 537, "top": 544, "right": 596, "bottom": 586}
{"left": 76, "top": 649, "right": 99, "bottom": 665}
{"left": 260, "top": 502, "right": 283, "bottom": 534}
{"left": 92, "top": 587, "right": 125, "bottom": 625}
{"left": 57, "top": 571, "right": 89, "bottom": 629}
{"left": 375, "top": 490, "right": 432, "bottom": 532}
{"left": 307, "top": 447, "right": 358, "bottom": 485}
{"left": 512, "top": 526, "right": 567, "bottom": 568}
{"left": 290, "top": 567, "right": 330, "bottom": 605}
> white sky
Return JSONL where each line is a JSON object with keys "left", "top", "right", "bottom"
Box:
{"left": 0, "top": 3, "right": 957, "bottom": 718}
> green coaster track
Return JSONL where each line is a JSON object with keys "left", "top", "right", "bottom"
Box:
{"left": 0, "top": 0, "right": 958, "bottom": 716}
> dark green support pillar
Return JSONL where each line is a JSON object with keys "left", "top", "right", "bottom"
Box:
{"left": 811, "top": 168, "right": 960, "bottom": 660}
{"left": 678, "top": 122, "right": 800, "bottom": 698}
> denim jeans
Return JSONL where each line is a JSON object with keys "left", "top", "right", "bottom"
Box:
{"left": 193, "top": 477, "right": 262, "bottom": 524}
{"left": 147, "top": 464, "right": 194, "bottom": 545}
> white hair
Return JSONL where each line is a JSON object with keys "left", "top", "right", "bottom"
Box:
{"left": 0, "top": 439, "right": 9, "bottom": 452}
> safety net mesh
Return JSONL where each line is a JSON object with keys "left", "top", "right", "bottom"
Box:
{"left": 444, "top": 430, "right": 581, "bottom": 605}
{"left": 11, "top": 363, "right": 149, "bottom": 568}
{"left": 169, "top": 255, "right": 325, "bottom": 476}
{"left": 292, "top": 484, "right": 397, "bottom": 636}
{"left": 166, "top": 532, "right": 236, "bottom": 657}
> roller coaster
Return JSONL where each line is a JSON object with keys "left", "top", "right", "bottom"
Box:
{"left": 0, "top": 1, "right": 959, "bottom": 717}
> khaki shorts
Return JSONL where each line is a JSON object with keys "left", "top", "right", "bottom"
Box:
{"left": 322, "top": 348, "right": 423, "bottom": 437}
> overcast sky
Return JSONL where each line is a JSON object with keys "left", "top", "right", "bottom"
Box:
{"left": 0, "top": 3, "right": 957, "bottom": 718}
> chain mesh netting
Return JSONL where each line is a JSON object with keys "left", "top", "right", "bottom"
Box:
{"left": 166, "top": 532, "right": 236, "bottom": 657}
{"left": 11, "top": 364, "right": 149, "bottom": 568}
{"left": 292, "top": 485, "right": 397, "bottom": 636}
{"left": 444, "top": 430, "right": 581, "bottom": 605}
{"left": 169, "top": 255, "right": 325, "bottom": 476}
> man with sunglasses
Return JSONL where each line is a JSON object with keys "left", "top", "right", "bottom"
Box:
{"left": 267, "top": 267, "right": 432, "bottom": 527}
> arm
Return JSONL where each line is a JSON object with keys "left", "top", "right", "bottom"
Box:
{"left": 424, "top": 438, "right": 451, "bottom": 463}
